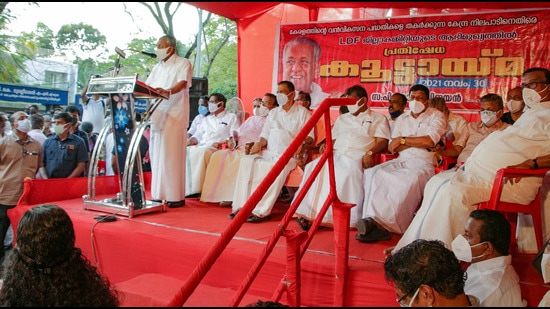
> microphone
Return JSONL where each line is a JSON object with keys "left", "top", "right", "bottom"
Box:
{"left": 129, "top": 49, "right": 157, "bottom": 58}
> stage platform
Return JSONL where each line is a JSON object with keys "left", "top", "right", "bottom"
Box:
{"left": 7, "top": 175, "right": 550, "bottom": 307}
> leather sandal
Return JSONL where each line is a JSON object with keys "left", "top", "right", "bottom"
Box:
{"left": 355, "top": 226, "right": 391, "bottom": 243}
{"left": 246, "top": 214, "right": 271, "bottom": 223}
{"left": 296, "top": 217, "right": 312, "bottom": 231}
{"left": 356, "top": 217, "right": 376, "bottom": 236}
{"left": 228, "top": 209, "right": 239, "bottom": 220}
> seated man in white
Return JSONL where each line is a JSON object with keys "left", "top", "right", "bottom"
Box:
{"left": 452, "top": 209, "right": 526, "bottom": 307}
{"left": 429, "top": 96, "right": 468, "bottom": 146}
{"left": 229, "top": 80, "right": 314, "bottom": 223}
{"left": 200, "top": 93, "right": 279, "bottom": 205}
{"left": 355, "top": 84, "right": 447, "bottom": 243}
{"left": 186, "top": 93, "right": 240, "bottom": 196}
{"left": 293, "top": 85, "right": 390, "bottom": 230}
{"left": 392, "top": 67, "right": 550, "bottom": 254}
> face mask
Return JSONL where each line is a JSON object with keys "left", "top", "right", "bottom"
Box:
{"left": 389, "top": 110, "right": 403, "bottom": 119}
{"left": 523, "top": 85, "right": 549, "bottom": 108}
{"left": 16, "top": 119, "right": 31, "bottom": 133}
{"left": 198, "top": 105, "right": 208, "bottom": 116}
{"left": 506, "top": 99, "right": 523, "bottom": 113}
{"left": 155, "top": 47, "right": 170, "bottom": 60}
{"left": 480, "top": 110, "right": 499, "bottom": 127}
{"left": 53, "top": 123, "right": 68, "bottom": 135}
{"left": 276, "top": 93, "right": 289, "bottom": 106}
{"left": 409, "top": 100, "right": 426, "bottom": 114}
{"left": 255, "top": 105, "right": 270, "bottom": 117}
{"left": 208, "top": 102, "right": 221, "bottom": 113}
{"left": 347, "top": 98, "right": 363, "bottom": 114}
{"left": 451, "top": 234, "right": 487, "bottom": 262}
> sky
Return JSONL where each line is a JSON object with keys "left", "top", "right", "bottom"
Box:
{"left": 4, "top": 2, "right": 200, "bottom": 57}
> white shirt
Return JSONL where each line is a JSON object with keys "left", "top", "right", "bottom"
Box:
{"left": 465, "top": 255, "right": 526, "bottom": 307}
{"left": 82, "top": 96, "right": 105, "bottom": 134}
{"left": 192, "top": 110, "right": 239, "bottom": 147}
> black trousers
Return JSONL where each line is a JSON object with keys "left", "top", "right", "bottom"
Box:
{"left": 0, "top": 203, "right": 15, "bottom": 257}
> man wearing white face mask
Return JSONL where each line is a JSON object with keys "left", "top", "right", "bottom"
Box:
{"left": 145, "top": 35, "right": 193, "bottom": 208}
{"left": 451, "top": 209, "right": 526, "bottom": 307}
{"left": 0, "top": 111, "right": 42, "bottom": 262}
{"left": 293, "top": 85, "right": 390, "bottom": 230}
{"left": 201, "top": 93, "right": 279, "bottom": 205}
{"left": 229, "top": 81, "right": 314, "bottom": 222}
{"left": 355, "top": 84, "right": 447, "bottom": 243}
{"left": 185, "top": 93, "right": 240, "bottom": 196}
{"left": 390, "top": 67, "right": 550, "bottom": 256}
{"left": 42, "top": 112, "right": 89, "bottom": 179}
{"left": 501, "top": 86, "right": 525, "bottom": 125}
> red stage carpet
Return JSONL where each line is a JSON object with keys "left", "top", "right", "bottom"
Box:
{"left": 7, "top": 175, "right": 550, "bottom": 307}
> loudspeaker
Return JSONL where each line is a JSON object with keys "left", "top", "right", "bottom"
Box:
{"left": 188, "top": 78, "right": 208, "bottom": 129}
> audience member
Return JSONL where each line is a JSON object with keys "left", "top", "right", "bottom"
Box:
{"left": 80, "top": 120, "right": 98, "bottom": 153}
{"left": 186, "top": 92, "right": 240, "bottom": 197}
{"left": 42, "top": 114, "right": 54, "bottom": 137}
{"left": 200, "top": 93, "right": 278, "bottom": 206}
{"left": 429, "top": 96, "right": 468, "bottom": 147}
{"left": 0, "top": 112, "right": 8, "bottom": 138}
{"left": 501, "top": 86, "right": 525, "bottom": 125}
{"left": 281, "top": 37, "right": 329, "bottom": 109}
{"left": 355, "top": 84, "right": 447, "bottom": 242}
{"left": 42, "top": 112, "right": 89, "bottom": 178}
{"left": 0, "top": 111, "right": 42, "bottom": 263}
{"left": 65, "top": 105, "right": 91, "bottom": 155}
{"left": 245, "top": 299, "right": 289, "bottom": 307}
{"left": 26, "top": 104, "right": 39, "bottom": 116}
{"left": 384, "top": 239, "right": 479, "bottom": 307}
{"left": 146, "top": 34, "right": 193, "bottom": 209}
{"left": 81, "top": 76, "right": 107, "bottom": 134}
{"left": 386, "top": 93, "right": 407, "bottom": 134}
{"left": 225, "top": 96, "right": 246, "bottom": 126}
{"left": 452, "top": 209, "right": 525, "bottom": 306}
{"left": 27, "top": 114, "right": 46, "bottom": 146}
{"left": 229, "top": 81, "right": 314, "bottom": 222}
{"left": 187, "top": 95, "right": 210, "bottom": 138}
{"left": 0, "top": 204, "right": 120, "bottom": 306}
{"left": 293, "top": 85, "right": 390, "bottom": 230}
{"left": 537, "top": 241, "right": 550, "bottom": 306}
{"left": 392, "top": 67, "right": 550, "bottom": 254}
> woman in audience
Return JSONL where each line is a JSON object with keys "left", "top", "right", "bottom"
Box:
{"left": 0, "top": 204, "right": 120, "bottom": 306}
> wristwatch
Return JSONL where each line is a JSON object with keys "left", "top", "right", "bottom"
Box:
{"left": 366, "top": 150, "right": 373, "bottom": 156}
{"left": 400, "top": 137, "right": 406, "bottom": 145}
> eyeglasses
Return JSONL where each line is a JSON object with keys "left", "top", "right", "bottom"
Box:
{"left": 397, "top": 287, "right": 420, "bottom": 307}
{"left": 521, "top": 82, "right": 548, "bottom": 89}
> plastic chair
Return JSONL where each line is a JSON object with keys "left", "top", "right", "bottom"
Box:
{"left": 477, "top": 167, "right": 550, "bottom": 251}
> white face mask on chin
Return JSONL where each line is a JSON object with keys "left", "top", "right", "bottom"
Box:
{"left": 347, "top": 99, "right": 363, "bottom": 114}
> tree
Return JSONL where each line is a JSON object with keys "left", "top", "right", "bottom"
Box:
{"left": 56, "top": 22, "right": 108, "bottom": 62}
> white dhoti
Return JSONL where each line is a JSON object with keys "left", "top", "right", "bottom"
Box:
{"left": 200, "top": 148, "right": 244, "bottom": 203}
{"left": 294, "top": 154, "right": 364, "bottom": 227}
{"left": 394, "top": 166, "right": 542, "bottom": 252}
{"left": 362, "top": 157, "right": 435, "bottom": 234}
{"left": 150, "top": 119, "right": 187, "bottom": 202}
{"left": 185, "top": 145, "right": 215, "bottom": 196}
{"left": 231, "top": 154, "right": 297, "bottom": 217}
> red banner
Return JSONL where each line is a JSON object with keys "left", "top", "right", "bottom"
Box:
{"left": 275, "top": 9, "right": 550, "bottom": 113}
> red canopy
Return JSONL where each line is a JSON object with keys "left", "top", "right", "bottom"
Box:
{"left": 186, "top": 2, "right": 550, "bottom": 112}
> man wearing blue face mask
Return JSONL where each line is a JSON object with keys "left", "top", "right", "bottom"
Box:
{"left": 0, "top": 111, "right": 42, "bottom": 262}
{"left": 451, "top": 209, "right": 525, "bottom": 307}
{"left": 187, "top": 95, "right": 210, "bottom": 138}
{"left": 185, "top": 93, "right": 240, "bottom": 197}
{"left": 386, "top": 93, "right": 407, "bottom": 134}
{"left": 229, "top": 81, "right": 314, "bottom": 222}
{"left": 391, "top": 67, "right": 550, "bottom": 256}
{"left": 356, "top": 84, "right": 447, "bottom": 243}
{"left": 201, "top": 93, "right": 279, "bottom": 206}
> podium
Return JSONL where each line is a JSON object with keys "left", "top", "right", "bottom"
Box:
{"left": 83, "top": 75, "right": 168, "bottom": 218}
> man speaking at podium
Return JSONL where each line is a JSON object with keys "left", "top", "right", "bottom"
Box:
{"left": 145, "top": 35, "right": 193, "bottom": 208}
